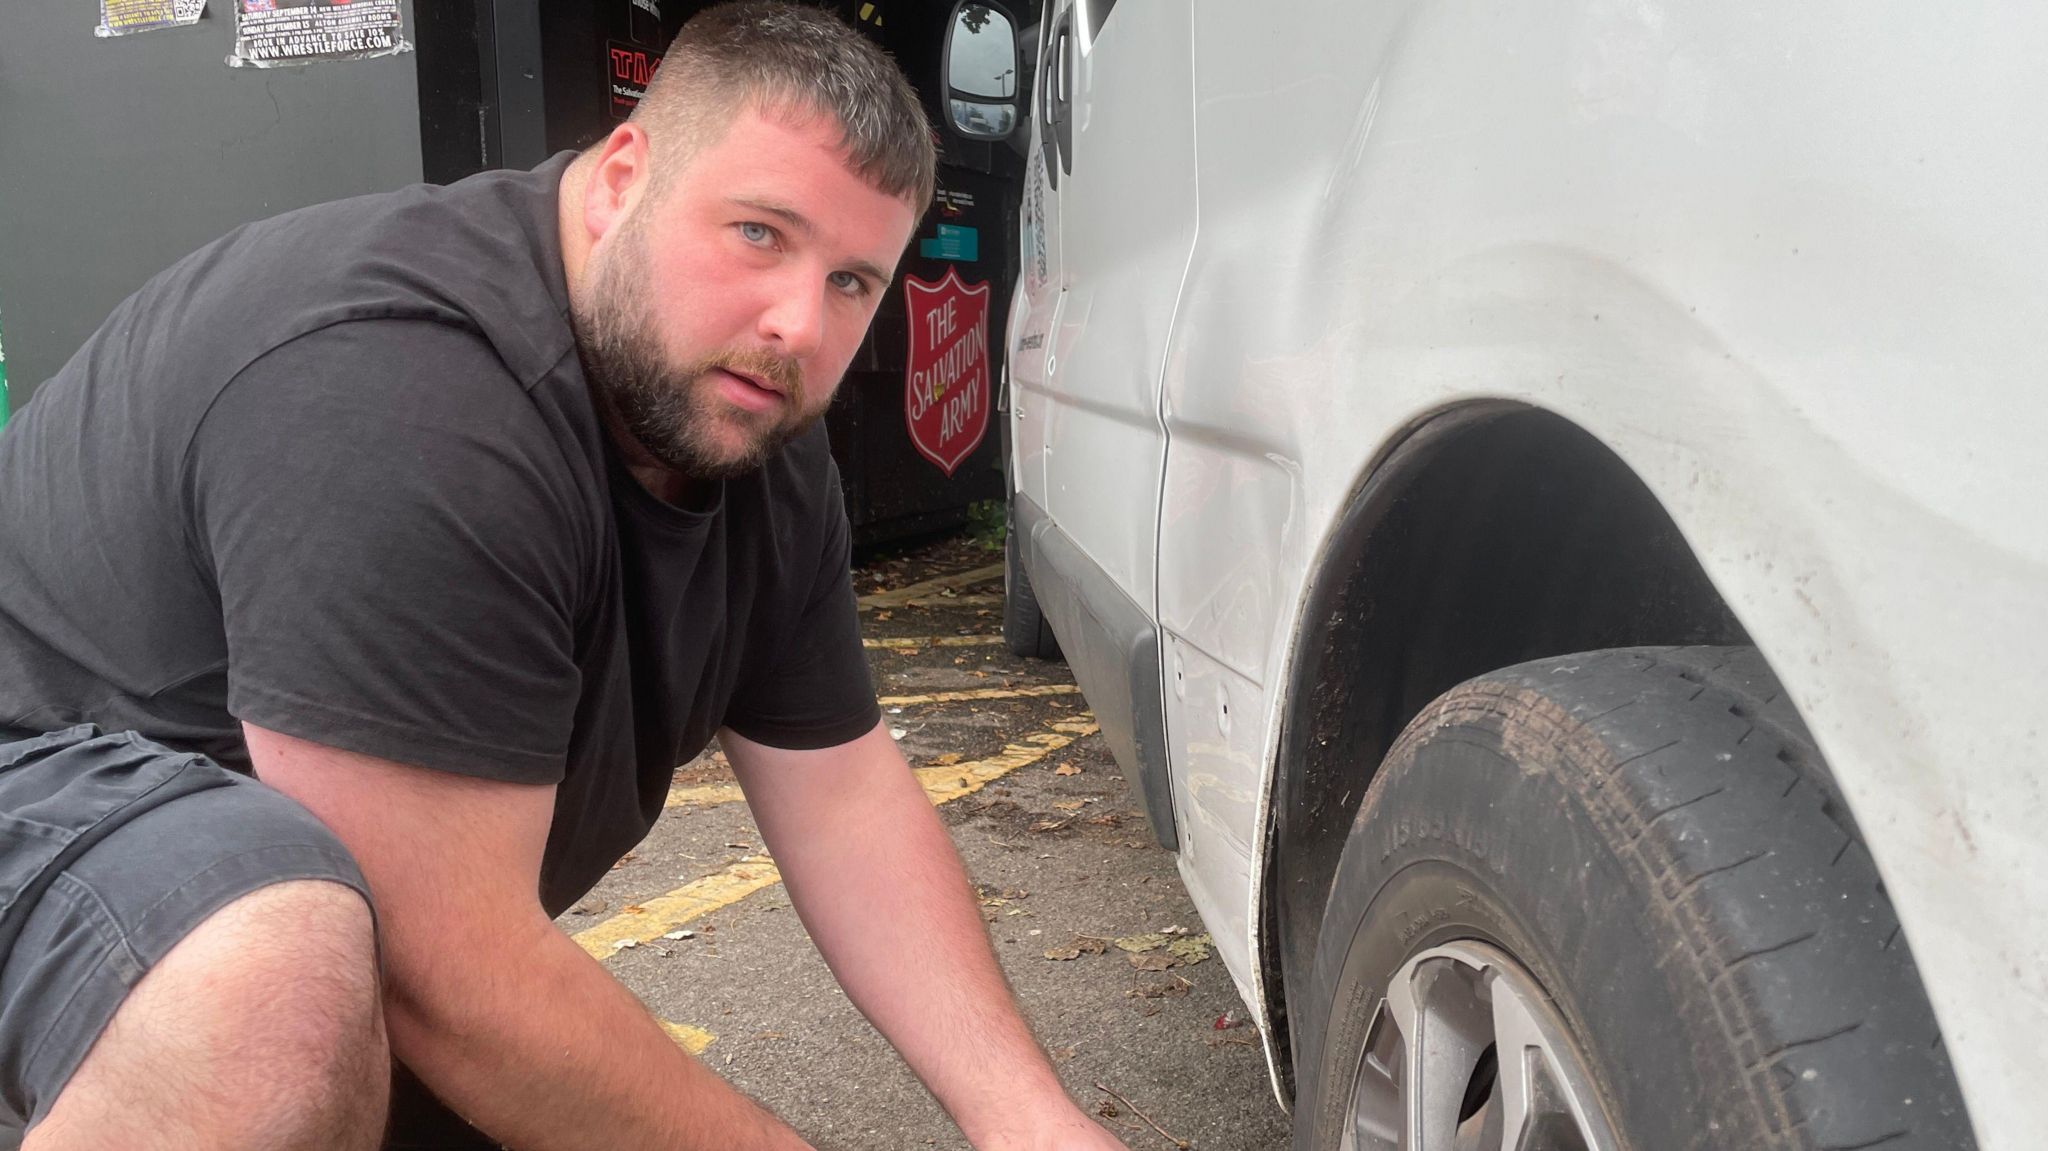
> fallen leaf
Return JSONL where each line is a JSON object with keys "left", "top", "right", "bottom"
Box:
{"left": 1043, "top": 946, "right": 1082, "bottom": 961}
{"left": 1073, "top": 936, "right": 1110, "bottom": 955}
{"left": 1053, "top": 762, "right": 1082, "bottom": 777}
{"left": 1029, "top": 818, "right": 1071, "bottom": 833}
{"left": 875, "top": 610, "right": 893, "bottom": 621}
{"left": 1053, "top": 800, "right": 1087, "bottom": 811}
{"left": 1129, "top": 953, "right": 1177, "bottom": 972}
{"left": 931, "top": 752, "right": 963, "bottom": 766}
{"left": 1166, "top": 934, "right": 1214, "bottom": 966}
{"left": 1114, "top": 933, "right": 1170, "bottom": 954}
{"left": 622, "top": 904, "right": 647, "bottom": 915}
{"left": 1086, "top": 813, "right": 1124, "bottom": 827}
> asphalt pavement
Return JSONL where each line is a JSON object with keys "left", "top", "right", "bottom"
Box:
{"left": 554, "top": 532, "right": 1292, "bottom": 1150}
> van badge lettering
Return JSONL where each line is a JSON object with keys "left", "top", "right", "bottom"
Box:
{"left": 903, "top": 268, "right": 992, "bottom": 477}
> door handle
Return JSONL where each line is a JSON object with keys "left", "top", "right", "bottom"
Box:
{"left": 1046, "top": 11, "right": 1074, "bottom": 177}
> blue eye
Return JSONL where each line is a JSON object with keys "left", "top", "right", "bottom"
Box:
{"left": 830, "top": 271, "right": 871, "bottom": 297}
{"left": 739, "top": 221, "right": 774, "bottom": 245}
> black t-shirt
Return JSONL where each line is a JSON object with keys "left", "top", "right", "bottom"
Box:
{"left": 0, "top": 156, "right": 880, "bottom": 913}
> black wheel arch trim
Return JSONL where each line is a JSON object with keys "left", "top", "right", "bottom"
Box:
{"left": 1259, "top": 399, "right": 1752, "bottom": 1094}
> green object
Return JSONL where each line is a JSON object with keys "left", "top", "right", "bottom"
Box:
{"left": 918, "top": 223, "right": 979, "bottom": 262}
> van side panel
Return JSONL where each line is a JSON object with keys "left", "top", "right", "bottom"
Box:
{"left": 1150, "top": 1, "right": 2048, "bottom": 1139}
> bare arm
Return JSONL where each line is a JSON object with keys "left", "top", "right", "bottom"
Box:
{"left": 244, "top": 723, "right": 814, "bottom": 1151}
{"left": 722, "top": 721, "right": 1126, "bottom": 1151}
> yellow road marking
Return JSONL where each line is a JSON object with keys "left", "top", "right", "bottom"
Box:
{"left": 573, "top": 857, "right": 783, "bottom": 959}
{"left": 884, "top": 593, "right": 1002, "bottom": 610}
{"left": 609, "top": 717, "right": 1099, "bottom": 958}
{"left": 876, "top": 683, "right": 1081, "bottom": 708}
{"left": 857, "top": 562, "right": 1004, "bottom": 610}
{"left": 663, "top": 708, "right": 1094, "bottom": 810}
{"left": 665, "top": 780, "right": 746, "bottom": 808}
{"left": 660, "top": 1020, "right": 717, "bottom": 1054}
{"left": 913, "top": 718, "right": 1097, "bottom": 804}
{"left": 861, "top": 634, "right": 1004, "bottom": 650}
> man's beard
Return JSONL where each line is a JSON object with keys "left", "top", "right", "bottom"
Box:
{"left": 571, "top": 215, "right": 814, "bottom": 482}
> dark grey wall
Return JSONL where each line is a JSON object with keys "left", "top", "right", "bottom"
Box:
{"left": 0, "top": 2, "right": 422, "bottom": 409}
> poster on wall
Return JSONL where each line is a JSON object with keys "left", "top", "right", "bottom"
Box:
{"left": 607, "top": 40, "right": 664, "bottom": 120}
{"left": 96, "top": 0, "right": 206, "bottom": 37}
{"left": 903, "top": 269, "right": 992, "bottom": 477}
{"left": 625, "top": 0, "right": 662, "bottom": 46}
{"left": 228, "top": 0, "right": 411, "bottom": 68}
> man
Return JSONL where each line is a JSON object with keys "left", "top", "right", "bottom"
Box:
{"left": 0, "top": 5, "right": 1130, "bottom": 1149}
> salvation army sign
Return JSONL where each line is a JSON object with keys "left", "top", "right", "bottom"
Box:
{"left": 903, "top": 268, "right": 991, "bottom": 477}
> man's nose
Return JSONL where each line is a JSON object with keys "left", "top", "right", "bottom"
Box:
{"left": 756, "top": 270, "right": 827, "bottom": 362}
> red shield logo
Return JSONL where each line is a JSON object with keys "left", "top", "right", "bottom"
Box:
{"left": 903, "top": 268, "right": 992, "bottom": 477}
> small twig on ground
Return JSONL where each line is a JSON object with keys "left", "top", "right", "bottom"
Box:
{"left": 1093, "top": 1083, "right": 1190, "bottom": 1149}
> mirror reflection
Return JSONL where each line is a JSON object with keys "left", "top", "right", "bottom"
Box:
{"left": 950, "top": 100, "right": 1018, "bottom": 138}
{"left": 948, "top": 4, "right": 1017, "bottom": 100}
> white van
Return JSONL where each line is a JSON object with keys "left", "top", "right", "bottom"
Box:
{"left": 941, "top": 1, "right": 2048, "bottom": 1147}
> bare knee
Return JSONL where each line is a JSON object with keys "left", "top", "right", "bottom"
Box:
{"left": 29, "top": 880, "right": 389, "bottom": 1151}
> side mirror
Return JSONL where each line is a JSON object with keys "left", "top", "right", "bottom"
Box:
{"left": 940, "top": 2, "right": 1021, "bottom": 142}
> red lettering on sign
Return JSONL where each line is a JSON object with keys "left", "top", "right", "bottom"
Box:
{"left": 607, "top": 41, "right": 663, "bottom": 119}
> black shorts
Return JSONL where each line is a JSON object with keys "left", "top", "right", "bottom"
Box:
{"left": 0, "top": 725, "right": 369, "bottom": 1145}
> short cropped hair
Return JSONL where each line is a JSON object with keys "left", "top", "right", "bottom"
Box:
{"left": 631, "top": 1, "right": 936, "bottom": 211}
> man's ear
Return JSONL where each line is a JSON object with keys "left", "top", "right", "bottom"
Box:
{"left": 583, "top": 123, "right": 653, "bottom": 246}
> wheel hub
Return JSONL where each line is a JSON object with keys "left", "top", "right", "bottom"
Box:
{"left": 1340, "top": 941, "right": 1621, "bottom": 1151}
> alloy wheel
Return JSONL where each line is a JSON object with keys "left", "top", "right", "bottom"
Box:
{"left": 1340, "top": 940, "right": 1621, "bottom": 1151}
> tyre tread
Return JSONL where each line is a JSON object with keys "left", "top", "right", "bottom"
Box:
{"left": 1356, "top": 645, "right": 1972, "bottom": 1150}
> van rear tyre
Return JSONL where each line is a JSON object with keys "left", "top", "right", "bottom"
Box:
{"left": 1292, "top": 646, "right": 1973, "bottom": 1151}
{"left": 1003, "top": 511, "right": 1061, "bottom": 659}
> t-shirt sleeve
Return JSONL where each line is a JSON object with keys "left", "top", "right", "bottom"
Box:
{"left": 721, "top": 460, "right": 881, "bottom": 750}
{"left": 189, "top": 320, "right": 589, "bottom": 782}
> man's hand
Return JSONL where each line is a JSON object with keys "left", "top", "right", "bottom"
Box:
{"left": 245, "top": 723, "right": 815, "bottom": 1151}
{"left": 723, "top": 722, "right": 1133, "bottom": 1151}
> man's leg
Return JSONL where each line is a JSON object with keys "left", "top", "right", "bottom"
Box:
{"left": 26, "top": 879, "right": 387, "bottom": 1151}
{"left": 0, "top": 727, "right": 387, "bottom": 1148}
